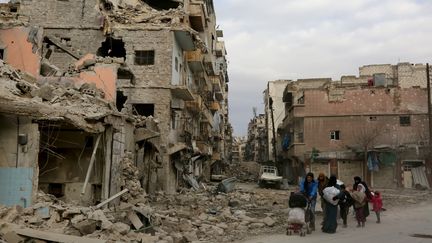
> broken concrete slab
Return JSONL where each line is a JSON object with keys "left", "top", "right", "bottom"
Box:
{"left": 127, "top": 211, "right": 143, "bottom": 230}
{"left": 73, "top": 219, "right": 98, "bottom": 235}
{"left": 3, "top": 231, "right": 25, "bottom": 243}
{"left": 113, "top": 222, "right": 130, "bottom": 235}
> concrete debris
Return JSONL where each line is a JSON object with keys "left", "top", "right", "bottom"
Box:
{"left": 119, "top": 156, "right": 146, "bottom": 202}
{"left": 1, "top": 182, "right": 430, "bottom": 242}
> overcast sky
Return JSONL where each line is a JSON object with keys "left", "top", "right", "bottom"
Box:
{"left": 214, "top": 0, "right": 432, "bottom": 136}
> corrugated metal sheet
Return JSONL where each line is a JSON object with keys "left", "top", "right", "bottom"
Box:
{"left": 411, "top": 166, "right": 430, "bottom": 189}
{"left": 0, "top": 167, "right": 33, "bottom": 207}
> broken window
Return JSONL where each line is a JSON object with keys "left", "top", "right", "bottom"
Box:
{"left": 132, "top": 104, "right": 155, "bottom": 117}
{"left": 116, "top": 91, "right": 127, "bottom": 112}
{"left": 400, "top": 116, "right": 411, "bottom": 126}
{"left": 96, "top": 37, "right": 126, "bottom": 59}
{"left": 143, "top": 0, "right": 180, "bottom": 10}
{"left": 117, "top": 68, "right": 135, "bottom": 85}
{"left": 135, "top": 50, "right": 155, "bottom": 65}
{"left": 330, "top": 130, "right": 340, "bottom": 140}
{"left": 0, "top": 49, "right": 4, "bottom": 60}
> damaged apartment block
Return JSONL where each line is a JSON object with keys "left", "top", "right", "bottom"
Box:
{"left": 0, "top": 0, "right": 231, "bottom": 212}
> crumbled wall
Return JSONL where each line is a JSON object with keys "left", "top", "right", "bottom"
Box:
{"left": 0, "top": 27, "right": 41, "bottom": 78}
{"left": 118, "top": 29, "right": 173, "bottom": 87}
{"left": 19, "top": 0, "right": 102, "bottom": 28}
{"left": 42, "top": 29, "right": 105, "bottom": 70}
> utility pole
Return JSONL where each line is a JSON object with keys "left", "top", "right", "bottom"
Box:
{"left": 269, "top": 97, "right": 277, "bottom": 165}
{"left": 427, "top": 63, "right": 432, "bottom": 146}
{"left": 426, "top": 63, "right": 432, "bottom": 187}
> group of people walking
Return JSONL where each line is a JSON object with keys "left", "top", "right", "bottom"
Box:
{"left": 299, "top": 172, "right": 383, "bottom": 234}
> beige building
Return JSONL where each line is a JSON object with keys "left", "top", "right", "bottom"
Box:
{"left": 277, "top": 63, "right": 431, "bottom": 188}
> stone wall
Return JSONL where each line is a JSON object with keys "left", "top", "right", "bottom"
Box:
{"left": 20, "top": 0, "right": 102, "bottom": 29}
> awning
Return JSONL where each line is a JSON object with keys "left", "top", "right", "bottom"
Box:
{"left": 168, "top": 142, "right": 189, "bottom": 155}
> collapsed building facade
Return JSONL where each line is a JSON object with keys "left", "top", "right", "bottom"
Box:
{"left": 245, "top": 114, "right": 267, "bottom": 163}
{"left": 267, "top": 63, "right": 432, "bottom": 188}
{"left": 231, "top": 136, "right": 247, "bottom": 163}
{"left": 0, "top": 0, "right": 231, "bottom": 208}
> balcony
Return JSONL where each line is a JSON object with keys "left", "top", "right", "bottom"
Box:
{"left": 200, "top": 107, "right": 214, "bottom": 127}
{"left": 189, "top": 3, "right": 206, "bottom": 32}
{"left": 171, "top": 85, "right": 194, "bottom": 101}
{"left": 288, "top": 104, "right": 305, "bottom": 121}
{"left": 209, "top": 101, "right": 220, "bottom": 111}
{"left": 174, "top": 30, "right": 196, "bottom": 51}
{"left": 196, "top": 140, "right": 212, "bottom": 155}
{"left": 204, "top": 55, "right": 216, "bottom": 76}
{"left": 185, "top": 95, "right": 203, "bottom": 113}
{"left": 215, "top": 41, "right": 226, "bottom": 58}
{"left": 186, "top": 49, "right": 204, "bottom": 73}
{"left": 211, "top": 75, "right": 222, "bottom": 92}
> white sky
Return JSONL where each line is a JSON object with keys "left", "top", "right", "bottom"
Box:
{"left": 214, "top": 0, "right": 432, "bottom": 136}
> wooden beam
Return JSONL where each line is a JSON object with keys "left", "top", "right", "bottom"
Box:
{"left": 95, "top": 189, "right": 129, "bottom": 209}
{"left": 13, "top": 227, "right": 106, "bottom": 243}
{"left": 81, "top": 134, "right": 102, "bottom": 195}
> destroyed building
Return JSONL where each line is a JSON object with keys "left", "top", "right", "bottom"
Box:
{"left": 271, "top": 63, "right": 432, "bottom": 188}
{"left": 0, "top": 0, "right": 231, "bottom": 209}
{"left": 245, "top": 114, "right": 267, "bottom": 162}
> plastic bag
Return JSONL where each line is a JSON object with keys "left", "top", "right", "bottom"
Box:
{"left": 288, "top": 207, "right": 305, "bottom": 224}
{"left": 323, "top": 186, "right": 340, "bottom": 205}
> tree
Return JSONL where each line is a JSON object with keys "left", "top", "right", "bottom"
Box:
{"left": 351, "top": 123, "right": 386, "bottom": 184}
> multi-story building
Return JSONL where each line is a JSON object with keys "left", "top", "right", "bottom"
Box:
{"left": 278, "top": 63, "right": 431, "bottom": 188}
{"left": 245, "top": 114, "right": 267, "bottom": 162}
{"left": 0, "top": 0, "right": 230, "bottom": 208}
{"left": 232, "top": 136, "right": 247, "bottom": 162}
{"left": 263, "top": 80, "right": 287, "bottom": 162}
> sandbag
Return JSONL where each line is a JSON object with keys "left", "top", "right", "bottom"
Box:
{"left": 323, "top": 186, "right": 340, "bottom": 205}
{"left": 288, "top": 208, "right": 305, "bottom": 224}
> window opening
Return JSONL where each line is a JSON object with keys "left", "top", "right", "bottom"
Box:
{"left": 400, "top": 116, "right": 411, "bottom": 126}
{"left": 132, "top": 104, "right": 155, "bottom": 117}
{"left": 48, "top": 183, "right": 65, "bottom": 198}
{"left": 135, "top": 50, "right": 155, "bottom": 65}
{"left": 116, "top": 91, "right": 127, "bottom": 112}
{"left": 142, "top": 0, "right": 180, "bottom": 10}
{"left": 0, "top": 49, "right": 4, "bottom": 60}
{"left": 96, "top": 37, "right": 126, "bottom": 59}
{"left": 330, "top": 130, "right": 340, "bottom": 140}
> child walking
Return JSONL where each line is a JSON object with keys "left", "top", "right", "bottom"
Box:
{"left": 351, "top": 184, "right": 366, "bottom": 227}
{"left": 371, "top": 191, "right": 383, "bottom": 223}
{"left": 338, "top": 184, "right": 353, "bottom": 228}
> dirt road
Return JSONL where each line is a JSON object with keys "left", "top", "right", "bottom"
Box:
{"left": 239, "top": 202, "right": 432, "bottom": 243}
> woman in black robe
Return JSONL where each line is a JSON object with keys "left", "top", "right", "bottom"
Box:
{"left": 321, "top": 175, "right": 340, "bottom": 233}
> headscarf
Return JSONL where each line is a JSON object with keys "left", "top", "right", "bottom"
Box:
{"left": 357, "top": 183, "right": 365, "bottom": 192}
{"left": 328, "top": 175, "right": 337, "bottom": 187}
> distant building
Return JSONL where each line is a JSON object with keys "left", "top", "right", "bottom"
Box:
{"left": 245, "top": 114, "right": 267, "bottom": 162}
{"left": 274, "top": 63, "right": 431, "bottom": 188}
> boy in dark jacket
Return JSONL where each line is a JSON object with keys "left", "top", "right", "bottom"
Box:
{"left": 338, "top": 184, "right": 353, "bottom": 227}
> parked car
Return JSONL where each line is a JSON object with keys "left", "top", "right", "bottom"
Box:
{"left": 258, "top": 166, "right": 283, "bottom": 188}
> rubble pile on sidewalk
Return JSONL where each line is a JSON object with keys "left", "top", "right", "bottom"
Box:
{"left": 380, "top": 187, "right": 432, "bottom": 208}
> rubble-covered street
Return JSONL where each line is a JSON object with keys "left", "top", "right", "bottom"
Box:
{"left": 2, "top": 167, "right": 432, "bottom": 243}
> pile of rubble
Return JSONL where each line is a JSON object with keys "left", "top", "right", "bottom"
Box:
{"left": 0, "top": 170, "right": 290, "bottom": 243}
{"left": 1, "top": 175, "right": 432, "bottom": 243}
{"left": 226, "top": 162, "right": 261, "bottom": 182}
